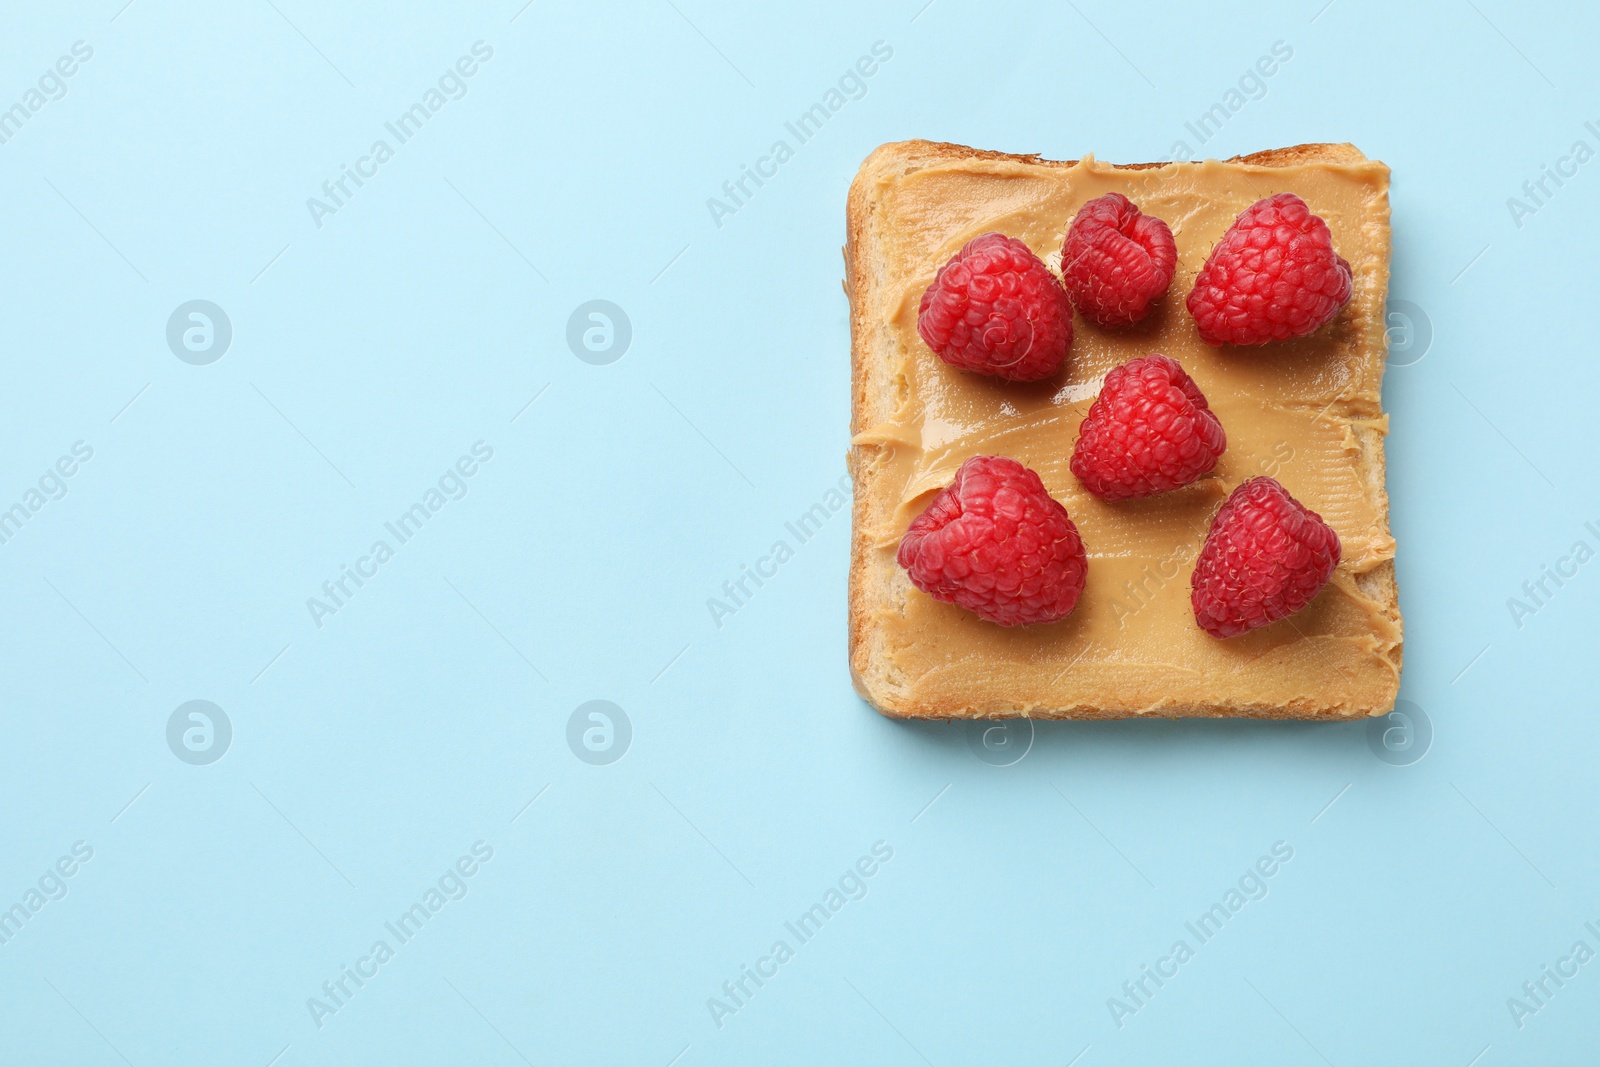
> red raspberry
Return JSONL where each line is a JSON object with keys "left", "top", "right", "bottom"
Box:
{"left": 1070, "top": 354, "right": 1226, "bottom": 500}
{"left": 1190, "top": 477, "right": 1341, "bottom": 639}
{"left": 917, "top": 233, "right": 1073, "bottom": 381}
{"left": 897, "top": 455, "right": 1086, "bottom": 627}
{"left": 1185, "top": 193, "right": 1354, "bottom": 346}
{"left": 1060, "top": 192, "right": 1177, "bottom": 327}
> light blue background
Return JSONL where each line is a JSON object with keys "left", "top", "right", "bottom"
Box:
{"left": 1, "top": 0, "right": 1595, "bottom": 1063}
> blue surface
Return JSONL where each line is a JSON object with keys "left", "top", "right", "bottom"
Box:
{"left": 1, "top": 1, "right": 1596, "bottom": 1063}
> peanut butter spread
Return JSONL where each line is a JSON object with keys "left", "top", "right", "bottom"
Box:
{"left": 852, "top": 152, "right": 1402, "bottom": 717}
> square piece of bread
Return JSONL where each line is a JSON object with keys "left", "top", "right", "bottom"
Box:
{"left": 846, "top": 140, "right": 1402, "bottom": 720}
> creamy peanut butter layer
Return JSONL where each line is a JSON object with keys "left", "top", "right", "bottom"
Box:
{"left": 850, "top": 148, "right": 1402, "bottom": 718}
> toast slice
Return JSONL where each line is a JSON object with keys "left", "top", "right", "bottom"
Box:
{"left": 846, "top": 140, "right": 1402, "bottom": 720}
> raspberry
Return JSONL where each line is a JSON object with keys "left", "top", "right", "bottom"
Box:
{"left": 917, "top": 233, "right": 1073, "bottom": 381}
{"left": 1190, "top": 477, "right": 1341, "bottom": 639}
{"left": 897, "top": 455, "right": 1087, "bottom": 627}
{"left": 1060, "top": 192, "right": 1177, "bottom": 327}
{"left": 1070, "top": 354, "right": 1226, "bottom": 500}
{"left": 1185, "top": 193, "right": 1354, "bottom": 346}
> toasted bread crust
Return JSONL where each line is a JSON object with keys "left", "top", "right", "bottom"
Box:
{"left": 845, "top": 140, "right": 1401, "bottom": 720}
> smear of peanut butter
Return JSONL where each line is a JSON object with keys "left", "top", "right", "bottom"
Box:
{"left": 854, "top": 154, "right": 1401, "bottom": 717}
